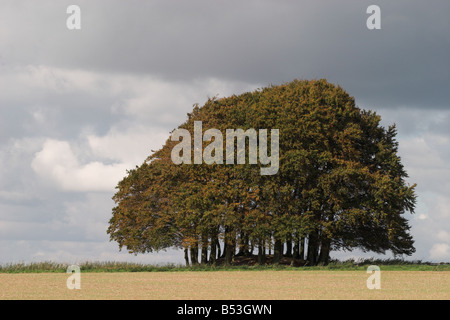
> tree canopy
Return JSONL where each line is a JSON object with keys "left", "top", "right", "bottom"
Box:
{"left": 107, "top": 79, "right": 417, "bottom": 266}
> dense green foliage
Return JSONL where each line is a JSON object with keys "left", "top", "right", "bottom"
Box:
{"left": 107, "top": 79, "right": 417, "bottom": 266}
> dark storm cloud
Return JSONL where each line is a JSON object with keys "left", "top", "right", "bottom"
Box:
{"left": 2, "top": 0, "right": 449, "bottom": 109}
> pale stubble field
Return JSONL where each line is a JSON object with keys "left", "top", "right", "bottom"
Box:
{"left": 1, "top": 271, "right": 449, "bottom": 300}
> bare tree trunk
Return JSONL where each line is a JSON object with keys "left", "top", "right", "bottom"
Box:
{"left": 299, "top": 237, "right": 305, "bottom": 260}
{"left": 268, "top": 237, "right": 272, "bottom": 256}
{"left": 209, "top": 236, "right": 217, "bottom": 265}
{"left": 285, "top": 235, "right": 293, "bottom": 257}
{"left": 293, "top": 237, "right": 300, "bottom": 259}
{"left": 273, "top": 238, "right": 282, "bottom": 265}
{"left": 184, "top": 248, "right": 190, "bottom": 267}
{"left": 217, "top": 239, "right": 221, "bottom": 259}
{"left": 237, "top": 231, "right": 249, "bottom": 256}
{"left": 318, "top": 237, "right": 331, "bottom": 265}
{"left": 307, "top": 231, "right": 319, "bottom": 265}
{"left": 190, "top": 243, "right": 199, "bottom": 265}
{"left": 201, "top": 234, "right": 208, "bottom": 265}
{"left": 221, "top": 242, "right": 227, "bottom": 259}
{"left": 224, "top": 227, "right": 234, "bottom": 266}
{"left": 225, "top": 243, "right": 233, "bottom": 266}
{"left": 257, "top": 238, "right": 266, "bottom": 265}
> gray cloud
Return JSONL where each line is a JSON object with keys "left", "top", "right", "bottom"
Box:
{"left": 2, "top": 0, "right": 449, "bottom": 109}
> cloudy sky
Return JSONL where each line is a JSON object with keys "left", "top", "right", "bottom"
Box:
{"left": 0, "top": 0, "right": 449, "bottom": 265}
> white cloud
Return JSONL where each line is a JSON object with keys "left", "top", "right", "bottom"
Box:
{"left": 436, "top": 231, "right": 450, "bottom": 243}
{"left": 113, "top": 76, "right": 258, "bottom": 122}
{"left": 399, "top": 135, "right": 450, "bottom": 194}
{"left": 429, "top": 243, "right": 450, "bottom": 261}
{"left": 86, "top": 125, "right": 168, "bottom": 164}
{"left": 31, "top": 139, "right": 130, "bottom": 192}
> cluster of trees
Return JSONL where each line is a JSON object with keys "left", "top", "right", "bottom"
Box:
{"left": 108, "top": 79, "right": 417, "bottom": 266}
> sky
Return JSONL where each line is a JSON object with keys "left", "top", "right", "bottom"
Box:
{"left": 0, "top": 0, "right": 449, "bottom": 265}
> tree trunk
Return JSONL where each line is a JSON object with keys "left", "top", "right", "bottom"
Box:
{"left": 221, "top": 242, "right": 227, "bottom": 259}
{"left": 293, "top": 238, "right": 300, "bottom": 259}
{"left": 306, "top": 231, "right": 319, "bottom": 265}
{"left": 225, "top": 243, "right": 233, "bottom": 266}
{"left": 299, "top": 237, "right": 305, "bottom": 260}
{"left": 318, "top": 237, "right": 331, "bottom": 265}
{"left": 285, "top": 235, "right": 293, "bottom": 257}
{"left": 224, "top": 227, "right": 234, "bottom": 266}
{"left": 273, "top": 238, "right": 282, "bottom": 265}
{"left": 190, "top": 243, "right": 199, "bottom": 265}
{"left": 237, "top": 232, "right": 249, "bottom": 256}
{"left": 249, "top": 241, "right": 254, "bottom": 256}
{"left": 257, "top": 239, "right": 266, "bottom": 265}
{"left": 184, "top": 248, "right": 190, "bottom": 267}
{"left": 209, "top": 236, "right": 217, "bottom": 265}
{"left": 201, "top": 234, "right": 208, "bottom": 265}
{"left": 217, "top": 239, "right": 221, "bottom": 259}
{"left": 231, "top": 234, "right": 236, "bottom": 263}
{"left": 268, "top": 238, "right": 272, "bottom": 256}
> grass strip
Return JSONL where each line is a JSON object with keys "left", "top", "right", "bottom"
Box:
{"left": 1, "top": 258, "right": 449, "bottom": 273}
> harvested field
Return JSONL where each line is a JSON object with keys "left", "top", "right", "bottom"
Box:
{"left": 1, "top": 270, "right": 449, "bottom": 300}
